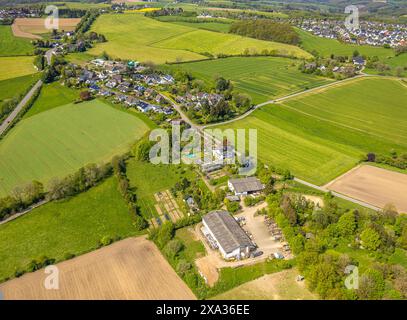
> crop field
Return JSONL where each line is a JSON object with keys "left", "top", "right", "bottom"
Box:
{"left": 176, "top": 57, "right": 333, "bottom": 104}
{"left": 325, "top": 165, "right": 407, "bottom": 213}
{"left": 0, "top": 73, "right": 39, "bottom": 103}
{"left": 12, "top": 18, "right": 81, "bottom": 39}
{"left": 0, "top": 177, "right": 137, "bottom": 282}
{"left": 0, "top": 56, "right": 36, "bottom": 82}
{"left": 89, "top": 13, "right": 311, "bottom": 64}
{"left": 213, "top": 268, "right": 317, "bottom": 300}
{"left": 0, "top": 237, "right": 196, "bottom": 299}
{"left": 0, "top": 100, "right": 150, "bottom": 196}
{"left": 0, "top": 25, "right": 33, "bottom": 56}
{"left": 297, "top": 29, "right": 395, "bottom": 59}
{"left": 216, "top": 77, "right": 407, "bottom": 185}
{"left": 126, "top": 160, "right": 195, "bottom": 219}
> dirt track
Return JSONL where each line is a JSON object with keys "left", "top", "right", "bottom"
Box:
{"left": 0, "top": 237, "right": 196, "bottom": 300}
{"left": 12, "top": 18, "right": 80, "bottom": 39}
{"left": 325, "top": 165, "right": 407, "bottom": 213}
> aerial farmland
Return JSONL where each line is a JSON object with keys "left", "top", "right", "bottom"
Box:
{"left": 0, "top": 0, "right": 406, "bottom": 304}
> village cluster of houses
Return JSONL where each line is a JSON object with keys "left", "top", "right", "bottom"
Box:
{"left": 71, "top": 59, "right": 176, "bottom": 115}
{"left": 176, "top": 92, "right": 226, "bottom": 112}
{"left": 0, "top": 7, "right": 41, "bottom": 21}
{"left": 297, "top": 19, "right": 407, "bottom": 48}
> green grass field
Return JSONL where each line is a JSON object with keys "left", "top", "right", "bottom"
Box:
{"left": 0, "top": 56, "right": 36, "bottom": 81}
{"left": 167, "top": 21, "right": 232, "bottom": 33}
{"left": 0, "top": 100, "right": 150, "bottom": 196}
{"left": 0, "top": 25, "right": 33, "bottom": 56}
{"left": 175, "top": 56, "right": 333, "bottom": 104}
{"left": 126, "top": 160, "right": 195, "bottom": 219}
{"left": 216, "top": 77, "right": 407, "bottom": 185}
{"left": 88, "top": 13, "right": 311, "bottom": 64}
{"left": 212, "top": 268, "right": 316, "bottom": 300}
{"left": 24, "top": 82, "right": 79, "bottom": 118}
{"left": 297, "top": 29, "right": 395, "bottom": 59}
{"left": 0, "top": 177, "right": 137, "bottom": 282}
{"left": 154, "top": 16, "right": 233, "bottom": 33}
{"left": 0, "top": 73, "right": 39, "bottom": 103}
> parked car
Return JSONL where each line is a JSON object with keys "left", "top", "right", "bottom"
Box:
{"left": 252, "top": 251, "right": 263, "bottom": 258}
{"left": 274, "top": 252, "right": 284, "bottom": 259}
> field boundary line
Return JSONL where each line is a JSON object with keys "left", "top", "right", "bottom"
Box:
{"left": 0, "top": 200, "right": 48, "bottom": 226}
{"left": 202, "top": 75, "right": 368, "bottom": 129}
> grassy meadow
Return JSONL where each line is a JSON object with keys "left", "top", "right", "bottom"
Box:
{"left": 23, "top": 82, "right": 79, "bottom": 118}
{"left": 0, "top": 25, "right": 33, "bottom": 56}
{"left": 89, "top": 13, "right": 311, "bottom": 64}
{"left": 0, "top": 177, "right": 137, "bottom": 282}
{"left": 212, "top": 268, "right": 317, "bottom": 300}
{"left": 0, "top": 100, "right": 150, "bottom": 196}
{"left": 0, "top": 73, "right": 39, "bottom": 103}
{"left": 126, "top": 160, "right": 195, "bottom": 219}
{"left": 154, "top": 15, "right": 233, "bottom": 33}
{"left": 297, "top": 29, "right": 395, "bottom": 59}
{"left": 216, "top": 77, "right": 407, "bottom": 185}
{"left": 175, "top": 56, "right": 333, "bottom": 104}
{"left": 0, "top": 56, "right": 36, "bottom": 81}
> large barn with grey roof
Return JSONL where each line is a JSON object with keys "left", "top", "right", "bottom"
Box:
{"left": 228, "top": 177, "right": 264, "bottom": 196}
{"left": 202, "top": 210, "right": 255, "bottom": 260}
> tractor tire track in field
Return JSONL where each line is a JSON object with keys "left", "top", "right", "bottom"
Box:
{"left": 202, "top": 74, "right": 368, "bottom": 129}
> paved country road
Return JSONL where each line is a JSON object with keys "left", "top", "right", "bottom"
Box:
{"left": 293, "top": 177, "right": 381, "bottom": 211}
{"left": 0, "top": 79, "right": 43, "bottom": 136}
{"left": 0, "top": 48, "right": 54, "bottom": 137}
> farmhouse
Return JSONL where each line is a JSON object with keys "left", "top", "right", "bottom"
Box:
{"left": 228, "top": 177, "right": 264, "bottom": 196}
{"left": 353, "top": 56, "right": 366, "bottom": 66}
{"left": 202, "top": 210, "right": 255, "bottom": 260}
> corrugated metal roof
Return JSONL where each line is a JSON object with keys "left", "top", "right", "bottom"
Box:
{"left": 203, "top": 211, "right": 254, "bottom": 254}
{"left": 229, "top": 177, "right": 264, "bottom": 194}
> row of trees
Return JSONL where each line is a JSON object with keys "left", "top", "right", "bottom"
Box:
{"left": 111, "top": 155, "right": 148, "bottom": 231}
{"left": 0, "top": 161, "right": 112, "bottom": 222}
{"left": 364, "top": 151, "right": 407, "bottom": 170}
{"left": 230, "top": 19, "right": 300, "bottom": 45}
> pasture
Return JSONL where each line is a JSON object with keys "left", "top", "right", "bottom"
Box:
{"left": 212, "top": 268, "right": 317, "bottom": 300}
{"left": 0, "top": 56, "right": 36, "bottom": 81}
{"left": 154, "top": 16, "right": 233, "bottom": 33}
{"left": 216, "top": 77, "right": 407, "bottom": 185}
{"left": 0, "top": 177, "right": 137, "bottom": 283}
{"left": 0, "top": 73, "right": 39, "bottom": 103}
{"left": 0, "top": 25, "right": 33, "bottom": 56}
{"left": 0, "top": 100, "right": 150, "bottom": 196}
{"left": 23, "top": 82, "right": 79, "bottom": 118}
{"left": 175, "top": 56, "right": 333, "bottom": 104}
{"left": 89, "top": 13, "right": 311, "bottom": 64}
{"left": 325, "top": 165, "right": 407, "bottom": 213}
{"left": 0, "top": 237, "right": 196, "bottom": 299}
{"left": 297, "top": 29, "right": 395, "bottom": 59}
{"left": 12, "top": 18, "right": 81, "bottom": 39}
